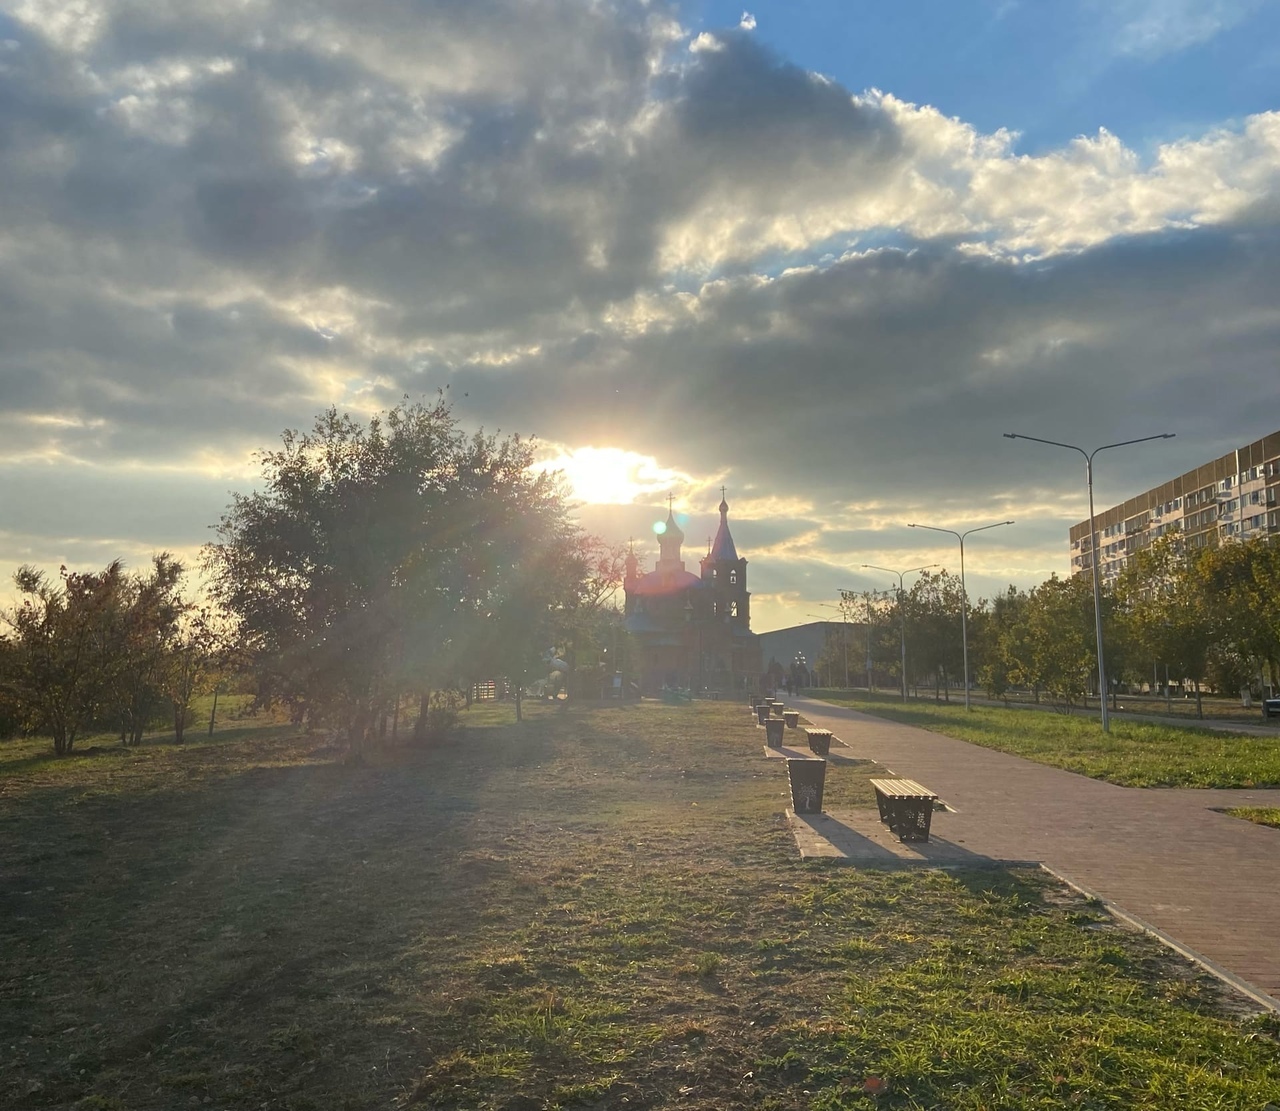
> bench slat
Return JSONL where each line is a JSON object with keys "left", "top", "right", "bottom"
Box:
{"left": 870, "top": 777, "right": 937, "bottom": 800}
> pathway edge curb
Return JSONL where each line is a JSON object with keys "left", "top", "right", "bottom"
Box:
{"left": 1039, "top": 863, "right": 1280, "bottom": 1015}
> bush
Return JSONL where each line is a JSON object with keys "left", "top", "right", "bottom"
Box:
{"left": 412, "top": 689, "right": 463, "bottom": 745}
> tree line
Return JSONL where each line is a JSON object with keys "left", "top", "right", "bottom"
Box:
{"left": 1, "top": 398, "right": 624, "bottom": 755}
{"left": 819, "top": 533, "right": 1280, "bottom": 714}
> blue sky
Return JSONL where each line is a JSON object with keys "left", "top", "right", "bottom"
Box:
{"left": 687, "top": 1, "right": 1280, "bottom": 154}
{"left": 0, "top": 0, "right": 1278, "bottom": 631}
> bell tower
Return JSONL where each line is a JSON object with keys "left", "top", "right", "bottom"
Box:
{"left": 700, "top": 487, "right": 749, "bottom": 628}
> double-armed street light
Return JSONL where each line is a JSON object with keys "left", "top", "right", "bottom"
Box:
{"left": 906, "top": 520, "right": 1015, "bottom": 710}
{"left": 861, "top": 563, "right": 939, "bottom": 702}
{"left": 1003, "top": 431, "right": 1175, "bottom": 732}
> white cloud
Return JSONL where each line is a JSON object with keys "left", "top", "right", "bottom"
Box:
{"left": 1, "top": 0, "right": 1278, "bottom": 616}
{"left": 1100, "top": 0, "right": 1265, "bottom": 58}
{"left": 739, "top": 12, "right": 757, "bottom": 31}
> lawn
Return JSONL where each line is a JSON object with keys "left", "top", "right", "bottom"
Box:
{"left": 810, "top": 690, "right": 1280, "bottom": 788}
{"left": 1224, "top": 807, "right": 1280, "bottom": 829}
{"left": 2, "top": 700, "right": 1278, "bottom": 1110}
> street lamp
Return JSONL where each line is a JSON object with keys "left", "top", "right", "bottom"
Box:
{"left": 817, "top": 601, "right": 849, "bottom": 687}
{"left": 862, "top": 563, "right": 939, "bottom": 702}
{"left": 907, "top": 520, "right": 1014, "bottom": 710}
{"left": 1003, "top": 431, "right": 1174, "bottom": 732}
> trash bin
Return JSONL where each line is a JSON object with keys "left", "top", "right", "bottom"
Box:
{"left": 771, "top": 702, "right": 785, "bottom": 718}
{"left": 804, "top": 728, "right": 832, "bottom": 756}
{"left": 783, "top": 711, "right": 799, "bottom": 729}
{"left": 765, "top": 717, "right": 785, "bottom": 747}
{"left": 756, "top": 705, "right": 770, "bottom": 725}
{"left": 786, "top": 758, "right": 827, "bottom": 814}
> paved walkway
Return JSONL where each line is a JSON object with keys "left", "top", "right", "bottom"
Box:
{"left": 792, "top": 695, "right": 1280, "bottom": 1008}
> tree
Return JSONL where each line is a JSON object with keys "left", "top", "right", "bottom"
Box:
{"left": 977, "top": 585, "right": 1030, "bottom": 703}
{"left": 115, "top": 555, "right": 186, "bottom": 746}
{"left": 1195, "top": 537, "right": 1280, "bottom": 704}
{"left": 901, "top": 571, "right": 965, "bottom": 700}
{"left": 204, "top": 397, "right": 586, "bottom": 743}
{"left": 3, "top": 562, "right": 130, "bottom": 754}
{"left": 1016, "top": 575, "right": 1096, "bottom": 711}
{"left": 1116, "top": 533, "right": 1213, "bottom": 716}
{"left": 160, "top": 607, "right": 224, "bottom": 744}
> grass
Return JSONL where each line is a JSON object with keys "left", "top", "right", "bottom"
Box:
{"left": 1, "top": 699, "right": 1278, "bottom": 1110}
{"left": 1223, "top": 807, "right": 1280, "bottom": 829}
{"left": 811, "top": 689, "right": 1280, "bottom": 788}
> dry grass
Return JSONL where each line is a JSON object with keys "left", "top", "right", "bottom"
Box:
{"left": 2, "top": 699, "right": 1278, "bottom": 1110}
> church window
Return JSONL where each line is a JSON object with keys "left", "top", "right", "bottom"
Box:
{"left": 713, "top": 601, "right": 719, "bottom": 616}
{"left": 730, "top": 600, "right": 739, "bottom": 618}
{"left": 729, "top": 569, "right": 738, "bottom": 584}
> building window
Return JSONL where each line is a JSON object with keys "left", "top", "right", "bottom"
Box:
{"left": 730, "top": 601, "right": 739, "bottom": 618}
{"left": 729, "top": 569, "right": 738, "bottom": 584}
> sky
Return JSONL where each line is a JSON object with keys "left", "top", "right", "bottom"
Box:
{"left": 1, "top": 0, "right": 1278, "bottom": 633}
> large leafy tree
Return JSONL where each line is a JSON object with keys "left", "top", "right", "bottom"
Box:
{"left": 977, "top": 585, "right": 1031, "bottom": 703}
{"left": 1, "top": 556, "right": 207, "bottom": 754}
{"left": 2, "top": 562, "right": 130, "bottom": 754}
{"left": 1195, "top": 537, "right": 1280, "bottom": 700}
{"left": 1017, "top": 575, "right": 1097, "bottom": 710}
{"left": 900, "top": 571, "right": 966, "bottom": 700}
{"left": 204, "top": 397, "right": 583, "bottom": 742}
{"left": 1116, "top": 533, "right": 1213, "bottom": 715}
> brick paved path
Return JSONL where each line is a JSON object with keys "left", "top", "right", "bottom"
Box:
{"left": 794, "top": 695, "right": 1280, "bottom": 1007}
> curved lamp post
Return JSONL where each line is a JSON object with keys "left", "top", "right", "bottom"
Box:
{"left": 907, "top": 520, "right": 1014, "bottom": 710}
{"left": 862, "top": 563, "right": 939, "bottom": 702}
{"left": 1003, "top": 431, "right": 1174, "bottom": 732}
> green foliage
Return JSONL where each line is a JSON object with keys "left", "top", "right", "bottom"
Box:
{"left": 1018, "top": 575, "right": 1097, "bottom": 709}
{"left": 0, "top": 556, "right": 215, "bottom": 755}
{"left": 203, "top": 396, "right": 587, "bottom": 742}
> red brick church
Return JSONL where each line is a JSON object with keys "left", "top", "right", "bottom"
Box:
{"left": 623, "top": 491, "right": 762, "bottom": 695}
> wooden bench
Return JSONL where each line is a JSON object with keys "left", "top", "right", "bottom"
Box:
{"left": 869, "top": 778, "right": 939, "bottom": 842}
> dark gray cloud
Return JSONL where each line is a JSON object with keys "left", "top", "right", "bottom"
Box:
{"left": 0, "top": 0, "right": 1277, "bottom": 628}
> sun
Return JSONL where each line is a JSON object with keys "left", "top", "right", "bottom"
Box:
{"left": 535, "top": 446, "right": 690, "bottom": 506}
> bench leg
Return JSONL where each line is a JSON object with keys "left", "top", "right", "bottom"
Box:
{"left": 884, "top": 800, "right": 933, "bottom": 842}
{"left": 873, "top": 790, "right": 891, "bottom": 825}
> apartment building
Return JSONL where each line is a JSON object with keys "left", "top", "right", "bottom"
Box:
{"left": 1069, "top": 429, "right": 1280, "bottom": 583}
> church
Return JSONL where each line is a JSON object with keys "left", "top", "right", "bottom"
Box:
{"left": 623, "top": 491, "right": 762, "bottom": 695}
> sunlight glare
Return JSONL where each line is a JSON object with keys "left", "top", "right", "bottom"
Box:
{"left": 536, "top": 446, "right": 690, "bottom": 506}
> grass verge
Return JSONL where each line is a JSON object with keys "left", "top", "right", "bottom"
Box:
{"left": 809, "top": 689, "right": 1280, "bottom": 788}
{"left": 1223, "top": 806, "right": 1280, "bottom": 829}
{"left": 2, "top": 700, "right": 1278, "bottom": 1110}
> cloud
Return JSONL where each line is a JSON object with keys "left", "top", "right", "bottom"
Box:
{"left": 739, "top": 12, "right": 757, "bottom": 31}
{"left": 0, "top": 0, "right": 1277, "bottom": 625}
{"left": 1097, "top": 0, "right": 1266, "bottom": 58}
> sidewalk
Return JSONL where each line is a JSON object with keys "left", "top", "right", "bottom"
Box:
{"left": 793, "top": 695, "right": 1280, "bottom": 1008}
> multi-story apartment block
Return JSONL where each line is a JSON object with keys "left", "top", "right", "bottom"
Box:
{"left": 1069, "top": 430, "right": 1280, "bottom": 584}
